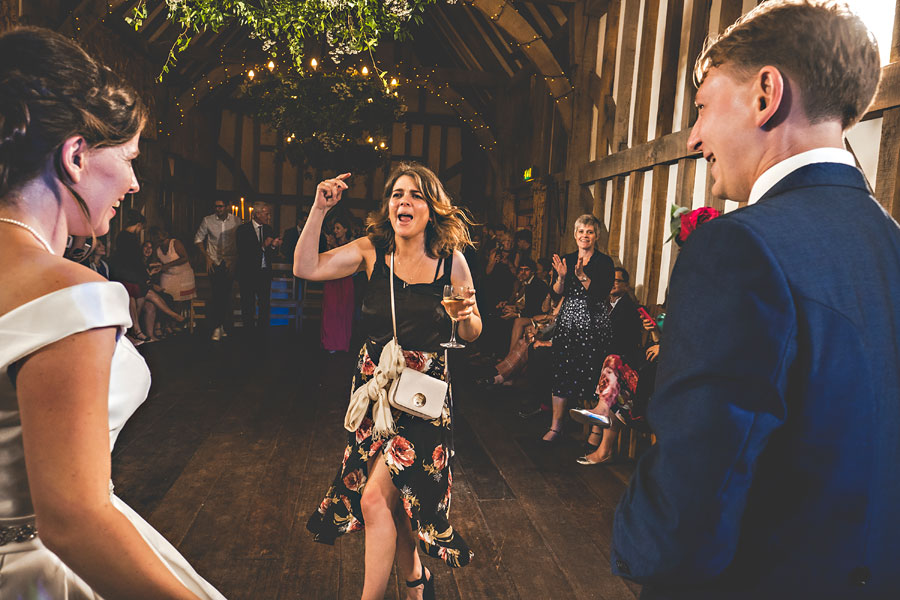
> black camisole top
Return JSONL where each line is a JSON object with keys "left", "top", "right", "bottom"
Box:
{"left": 362, "top": 247, "right": 454, "bottom": 357}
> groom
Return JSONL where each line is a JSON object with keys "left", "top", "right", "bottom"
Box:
{"left": 612, "top": 1, "right": 900, "bottom": 597}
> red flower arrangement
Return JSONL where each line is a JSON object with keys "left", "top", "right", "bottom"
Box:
{"left": 668, "top": 205, "right": 722, "bottom": 246}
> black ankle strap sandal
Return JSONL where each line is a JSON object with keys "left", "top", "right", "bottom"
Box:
{"left": 406, "top": 568, "right": 435, "bottom": 600}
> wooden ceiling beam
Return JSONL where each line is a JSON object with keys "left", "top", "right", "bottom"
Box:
{"left": 432, "top": 6, "right": 485, "bottom": 71}
{"left": 463, "top": 4, "right": 516, "bottom": 76}
{"left": 585, "top": 0, "right": 611, "bottom": 18}
{"left": 465, "top": 0, "right": 573, "bottom": 133}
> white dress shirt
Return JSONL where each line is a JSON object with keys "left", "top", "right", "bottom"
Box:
{"left": 748, "top": 147, "right": 856, "bottom": 205}
{"left": 194, "top": 213, "right": 238, "bottom": 265}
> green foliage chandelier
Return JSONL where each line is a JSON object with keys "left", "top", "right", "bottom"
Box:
{"left": 130, "top": 0, "right": 456, "bottom": 77}
{"left": 239, "top": 68, "right": 405, "bottom": 172}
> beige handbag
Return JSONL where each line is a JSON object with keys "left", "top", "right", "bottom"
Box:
{"left": 387, "top": 253, "right": 448, "bottom": 421}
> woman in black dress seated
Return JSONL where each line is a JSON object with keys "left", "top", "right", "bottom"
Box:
{"left": 295, "top": 163, "right": 481, "bottom": 600}
{"left": 543, "top": 214, "right": 615, "bottom": 442}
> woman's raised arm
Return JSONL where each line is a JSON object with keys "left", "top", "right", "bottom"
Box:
{"left": 293, "top": 173, "right": 372, "bottom": 281}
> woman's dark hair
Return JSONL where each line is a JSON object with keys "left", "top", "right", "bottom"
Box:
{"left": 147, "top": 224, "right": 168, "bottom": 243}
{"left": 328, "top": 209, "right": 353, "bottom": 239}
{"left": 0, "top": 26, "right": 147, "bottom": 209}
{"left": 367, "top": 162, "right": 474, "bottom": 258}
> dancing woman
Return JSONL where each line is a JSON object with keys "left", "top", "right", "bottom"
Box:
{"left": 0, "top": 27, "right": 223, "bottom": 599}
{"left": 296, "top": 163, "right": 481, "bottom": 600}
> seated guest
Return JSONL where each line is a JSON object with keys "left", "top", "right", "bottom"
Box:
{"left": 496, "top": 258, "right": 551, "bottom": 353}
{"left": 511, "top": 228, "right": 533, "bottom": 269}
{"left": 480, "top": 296, "right": 561, "bottom": 387}
{"left": 110, "top": 214, "right": 184, "bottom": 343}
{"left": 535, "top": 257, "right": 552, "bottom": 286}
{"left": 480, "top": 228, "right": 515, "bottom": 320}
{"left": 150, "top": 226, "right": 197, "bottom": 306}
{"left": 87, "top": 237, "right": 110, "bottom": 279}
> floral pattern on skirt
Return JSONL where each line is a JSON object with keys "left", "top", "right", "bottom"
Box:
{"left": 306, "top": 345, "right": 473, "bottom": 568}
{"left": 594, "top": 354, "right": 643, "bottom": 427}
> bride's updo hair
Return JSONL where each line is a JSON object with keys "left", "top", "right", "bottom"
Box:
{"left": 0, "top": 26, "right": 147, "bottom": 205}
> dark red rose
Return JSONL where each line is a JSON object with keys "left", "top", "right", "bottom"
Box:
{"left": 361, "top": 353, "right": 376, "bottom": 376}
{"left": 403, "top": 351, "right": 427, "bottom": 372}
{"left": 343, "top": 468, "right": 364, "bottom": 491}
{"left": 679, "top": 207, "right": 722, "bottom": 243}
{"left": 432, "top": 445, "right": 447, "bottom": 470}
{"left": 356, "top": 417, "right": 373, "bottom": 444}
{"left": 386, "top": 436, "right": 416, "bottom": 469}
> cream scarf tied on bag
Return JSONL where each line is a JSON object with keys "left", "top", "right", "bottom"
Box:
{"left": 343, "top": 338, "right": 405, "bottom": 436}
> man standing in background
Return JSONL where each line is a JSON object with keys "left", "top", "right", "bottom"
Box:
{"left": 236, "top": 201, "right": 280, "bottom": 331}
{"left": 195, "top": 199, "right": 238, "bottom": 341}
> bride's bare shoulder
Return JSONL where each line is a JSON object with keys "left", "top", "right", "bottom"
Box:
{"left": 0, "top": 251, "right": 105, "bottom": 316}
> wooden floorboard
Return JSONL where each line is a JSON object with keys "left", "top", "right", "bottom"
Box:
{"left": 112, "top": 331, "right": 641, "bottom": 599}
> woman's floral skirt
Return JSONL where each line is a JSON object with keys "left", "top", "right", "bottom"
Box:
{"left": 306, "top": 345, "right": 473, "bottom": 568}
{"left": 592, "top": 354, "right": 643, "bottom": 428}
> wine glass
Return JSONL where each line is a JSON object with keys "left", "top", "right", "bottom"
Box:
{"left": 440, "top": 285, "right": 470, "bottom": 349}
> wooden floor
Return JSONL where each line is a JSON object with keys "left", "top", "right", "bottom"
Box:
{"left": 112, "top": 329, "right": 641, "bottom": 600}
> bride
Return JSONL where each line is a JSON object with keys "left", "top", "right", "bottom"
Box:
{"left": 0, "top": 27, "right": 224, "bottom": 599}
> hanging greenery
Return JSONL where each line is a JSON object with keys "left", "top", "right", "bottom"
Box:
{"left": 238, "top": 68, "right": 405, "bottom": 172}
{"left": 128, "top": 0, "right": 456, "bottom": 78}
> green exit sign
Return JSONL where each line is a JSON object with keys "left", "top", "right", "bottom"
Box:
{"left": 523, "top": 166, "right": 536, "bottom": 182}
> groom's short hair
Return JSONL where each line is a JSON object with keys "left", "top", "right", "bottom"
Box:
{"left": 695, "top": 0, "right": 880, "bottom": 130}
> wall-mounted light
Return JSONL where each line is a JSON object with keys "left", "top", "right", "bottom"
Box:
{"left": 248, "top": 69, "right": 255, "bottom": 80}
{"left": 361, "top": 66, "right": 369, "bottom": 76}
{"left": 267, "top": 60, "right": 275, "bottom": 71}
{"left": 310, "top": 58, "right": 318, "bottom": 69}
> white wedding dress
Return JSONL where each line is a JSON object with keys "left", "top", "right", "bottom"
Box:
{"left": 0, "top": 281, "right": 226, "bottom": 599}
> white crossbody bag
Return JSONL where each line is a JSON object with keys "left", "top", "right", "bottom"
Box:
{"left": 387, "top": 253, "right": 448, "bottom": 421}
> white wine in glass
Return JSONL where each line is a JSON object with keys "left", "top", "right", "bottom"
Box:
{"left": 441, "top": 285, "right": 469, "bottom": 349}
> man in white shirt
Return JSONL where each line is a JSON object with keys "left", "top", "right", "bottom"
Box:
{"left": 612, "top": 1, "right": 899, "bottom": 597}
{"left": 194, "top": 200, "right": 239, "bottom": 340}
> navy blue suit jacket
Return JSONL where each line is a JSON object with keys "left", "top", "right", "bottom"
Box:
{"left": 612, "top": 164, "right": 900, "bottom": 598}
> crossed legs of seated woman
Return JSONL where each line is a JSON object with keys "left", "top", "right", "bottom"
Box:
{"left": 361, "top": 456, "right": 433, "bottom": 600}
